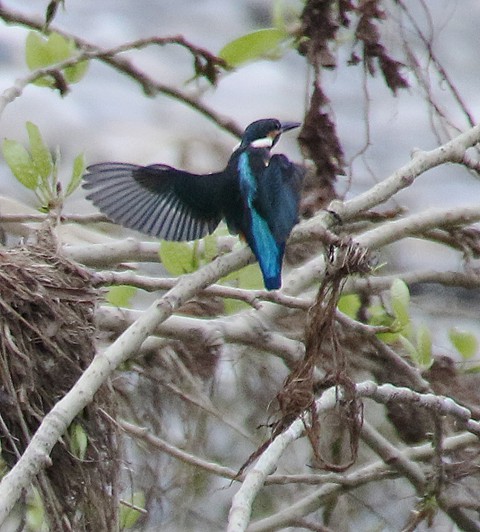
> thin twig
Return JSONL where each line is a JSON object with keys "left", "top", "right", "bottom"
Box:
{"left": 0, "top": 5, "right": 242, "bottom": 137}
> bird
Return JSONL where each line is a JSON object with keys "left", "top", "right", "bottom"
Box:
{"left": 82, "top": 118, "right": 304, "bottom": 290}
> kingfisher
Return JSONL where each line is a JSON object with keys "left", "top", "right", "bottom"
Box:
{"left": 82, "top": 118, "right": 304, "bottom": 290}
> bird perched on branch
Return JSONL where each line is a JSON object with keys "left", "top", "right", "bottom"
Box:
{"left": 83, "top": 118, "right": 304, "bottom": 290}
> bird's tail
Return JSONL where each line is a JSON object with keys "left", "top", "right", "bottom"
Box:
{"left": 247, "top": 212, "right": 284, "bottom": 290}
{"left": 263, "top": 271, "right": 282, "bottom": 291}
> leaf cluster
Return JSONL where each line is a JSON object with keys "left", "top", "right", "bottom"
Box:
{"left": 2, "top": 122, "right": 84, "bottom": 210}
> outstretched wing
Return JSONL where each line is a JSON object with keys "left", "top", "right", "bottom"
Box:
{"left": 82, "top": 162, "right": 224, "bottom": 241}
{"left": 255, "top": 154, "right": 304, "bottom": 243}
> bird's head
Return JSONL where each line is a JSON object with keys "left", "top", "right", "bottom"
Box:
{"left": 238, "top": 118, "right": 300, "bottom": 150}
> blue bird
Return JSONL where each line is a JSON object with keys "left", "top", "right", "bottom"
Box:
{"left": 82, "top": 118, "right": 304, "bottom": 290}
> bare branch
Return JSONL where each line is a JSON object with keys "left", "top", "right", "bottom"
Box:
{"left": 0, "top": 4, "right": 242, "bottom": 137}
{"left": 228, "top": 382, "right": 480, "bottom": 531}
{"left": 0, "top": 243, "right": 253, "bottom": 523}
{"left": 96, "top": 306, "right": 304, "bottom": 367}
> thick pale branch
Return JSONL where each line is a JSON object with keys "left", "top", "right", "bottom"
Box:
{"left": 93, "top": 270, "right": 311, "bottom": 310}
{"left": 64, "top": 238, "right": 161, "bottom": 267}
{"left": 361, "top": 421, "right": 425, "bottom": 489}
{"left": 334, "top": 124, "right": 480, "bottom": 221}
{"left": 282, "top": 203, "right": 480, "bottom": 298}
{"left": 360, "top": 204, "right": 480, "bottom": 250}
{"left": 227, "top": 382, "right": 480, "bottom": 531}
{"left": 97, "top": 306, "right": 304, "bottom": 367}
{"left": 0, "top": 244, "right": 252, "bottom": 524}
{"left": 119, "top": 416, "right": 477, "bottom": 491}
{"left": 64, "top": 234, "right": 237, "bottom": 266}
{"left": 250, "top": 431, "right": 478, "bottom": 531}
{"left": 346, "top": 269, "right": 480, "bottom": 293}
{"left": 0, "top": 213, "right": 109, "bottom": 224}
{"left": 289, "top": 121, "right": 480, "bottom": 294}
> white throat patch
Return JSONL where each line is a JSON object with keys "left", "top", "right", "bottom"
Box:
{"left": 250, "top": 136, "right": 274, "bottom": 149}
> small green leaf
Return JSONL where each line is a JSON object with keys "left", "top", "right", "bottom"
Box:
{"left": 159, "top": 241, "right": 197, "bottom": 275}
{"left": 64, "top": 59, "right": 89, "bottom": 84}
{"left": 222, "top": 263, "right": 263, "bottom": 313}
{"left": 26, "top": 31, "right": 70, "bottom": 68}
{"left": 0, "top": 448, "right": 7, "bottom": 479}
{"left": 26, "top": 121, "right": 53, "bottom": 179}
{"left": 238, "top": 263, "right": 263, "bottom": 289}
{"left": 2, "top": 139, "right": 39, "bottom": 189}
{"left": 416, "top": 325, "right": 433, "bottom": 369}
{"left": 449, "top": 328, "right": 478, "bottom": 360}
{"left": 368, "top": 304, "right": 399, "bottom": 343}
{"left": 219, "top": 28, "right": 289, "bottom": 67}
{"left": 26, "top": 489, "right": 45, "bottom": 531}
{"left": 464, "top": 365, "right": 480, "bottom": 374}
{"left": 120, "top": 492, "right": 146, "bottom": 529}
{"left": 45, "top": 0, "right": 64, "bottom": 28}
{"left": 398, "top": 334, "right": 418, "bottom": 360}
{"left": 337, "top": 294, "right": 361, "bottom": 318}
{"left": 390, "top": 278, "right": 410, "bottom": 328}
{"left": 106, "top": 285, "right": 137, "bottom": 308}
{"left": 70, "top": 423, "right": 88, "bottom": 460}
{"left": 272, "top": 0, "right": 287, "bottom": 31}
{"left": 65, "top": 152, "right": 85, "bottom": 197}
{"left": 25, "top": 31, "right": 88, "bottom": 87}
{"left": 223, "top": 298, "right": 247, "bottom": 315}
{"left": 26, "top": 31, "right": 54, "bottom": 70}
{"left": 202, "top": 234, "right": 219, "bottom": 263}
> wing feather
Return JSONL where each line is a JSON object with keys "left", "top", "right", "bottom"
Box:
{"left": 82, "top": 162, "right": 224, "bottom": 241}
{"left": 255, "top": 154, "right": 304, "bottom": 243}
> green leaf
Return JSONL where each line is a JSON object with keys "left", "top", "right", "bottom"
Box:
{"left": 25, "top": 31, "right": 88, "bottom": 87}
{"left": 222, "top": 263, "right": 263, "bottom": 314}
{"left": 45, "top": 0, "right": 64, "bottom": 28}
{"left": 219, "top": 28, "right": 289, "bottom": 67}
{"left": 0, "top": 452, "right": 7, "bottom": 479}
{"left": 159, "top": 241, "right": 198, "bottom": 275}
{"left": 237, "top": 263, "right": 263, "bottom": 289}
{"left": 202, "top": 234, "right": 219, "bottom": 263}
{"left": 65, "top": 152, "right": 85, "bottom": 197}
{"left": 416, "top": 325, "right": 433, "bottom": 369}
{"left": 106, "top": 285, "right": 137, "bottom": 308}
{"left": 26, "top": 489, "right": 45, "bottom": 531}
{"left": 2, "top": 139, "right": 39, "bottom": 189}
{"left": 26, "top": 31, "right": 67, "bottom": 70}
{"left": 272, "top": 0, "right": 287, "bottom": 31}
{"left": 337, "top": 294, "right": 361, "bottom": 319}
{"left": 449, "top": 328, "right": 478, "bottom": 360}
{"left": 120, "top": 492, "right": 145, "bottom": 529}
{"left": 223, "top": 298, "right": 248, "bottom": 315}
{"left": 368, "top": 304, "right": 399, "bottom": 343}
{"left": 464, "top": 365, "right": 480, "bottom": 374}
{"left": 70, "top": 423, "right": 88, "bottom": 460}
{"left": 390, "top": 278, "right": 410, "bottom": 328}
{"left": 398, "top": 334, "right": 418, "bottom": 360}
{"left": 64, "top": 58, "right": 89, "bottom": 84}
{"left": 26, "top": 121, "right": 53, "bottom": 179}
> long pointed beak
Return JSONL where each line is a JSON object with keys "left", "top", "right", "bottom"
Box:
{"left": 279, "top": 121, "right": 301, "bottom": 133}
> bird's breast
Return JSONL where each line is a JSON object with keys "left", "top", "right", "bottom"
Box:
{"left": 237, "top": 152, "right": 258, "bottom": 204}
